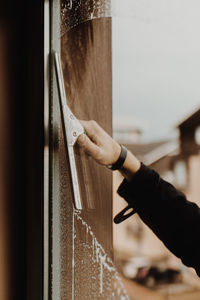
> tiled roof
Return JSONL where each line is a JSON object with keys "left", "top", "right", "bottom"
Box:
{"left": 124, "top": 140, "right": 178, "bottom": 165}
{"left": 177, "top": 108, "right": 200, "bottom": 128}
{"left": 125, "top": 140, "right": 170, "bottom": 158}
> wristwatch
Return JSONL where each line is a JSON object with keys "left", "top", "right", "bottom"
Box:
{"left": 107, "top": 145, "right": 128, "bottom": 171}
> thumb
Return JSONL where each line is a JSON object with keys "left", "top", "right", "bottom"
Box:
{"left": 77, "top": 133, "right": 100, "bottom": 158}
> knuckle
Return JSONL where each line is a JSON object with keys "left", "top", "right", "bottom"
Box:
{"left": 90, "top": 132, "right": 97, "bottom": 141}
{"left": 77, "top": 134, "right": 87, "bottom": 146}
{"left": 90, "top": 120, "right": 97, "bottom": 127}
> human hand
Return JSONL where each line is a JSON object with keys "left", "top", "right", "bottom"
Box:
{"left": 77, "top": 120, "right": 121, "bottom": 166}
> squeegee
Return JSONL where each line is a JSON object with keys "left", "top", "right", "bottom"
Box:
{"left": 54, "top": 51, "right": 84, "bottom": 210}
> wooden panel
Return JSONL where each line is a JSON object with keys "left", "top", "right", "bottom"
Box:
{"left": 61, "top": 18, "right": 112, "bottom": 245}
{"left": 59, "top": 18, "right": 113, "bottom": 298}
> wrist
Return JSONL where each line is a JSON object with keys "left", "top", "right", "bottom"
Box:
{"left": 119, "top": 150, "right": 141, "bottom": 181}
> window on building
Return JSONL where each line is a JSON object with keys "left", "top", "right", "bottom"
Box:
{"left": 195, "top": 126, "right": 200, "bottom": 145}
{"left": 174, "top": 160, "right": 187, "bottom": 188}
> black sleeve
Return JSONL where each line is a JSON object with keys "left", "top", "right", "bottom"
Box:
{"left": 117, "top": 163, "right": 200, "bottom": 276}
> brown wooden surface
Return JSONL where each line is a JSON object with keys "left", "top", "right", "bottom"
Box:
{"left": 60, "top": 17, "right": 113, "bottom": 298}
{"left": 61, "top": 17, "right": 112, "bottom": 253}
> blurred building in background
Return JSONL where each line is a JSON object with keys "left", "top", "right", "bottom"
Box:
{"left": 113, "top": 107, "right": 200, "bottom": 293}
{"left": 113, "top": 118, "right": 144, "bottom": 144}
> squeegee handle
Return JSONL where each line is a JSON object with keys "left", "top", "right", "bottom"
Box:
{"left": 68, "top": 146, "right": 82, "bottom": 210}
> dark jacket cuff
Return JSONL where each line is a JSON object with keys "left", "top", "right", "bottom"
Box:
{"left": 117, "top": 163, "right": 160, "bottom": 210}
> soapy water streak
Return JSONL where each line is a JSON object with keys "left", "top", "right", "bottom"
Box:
{"left": 74, "top": 210, "right": 130, "bottom": 299}
{"left": 61, "top": 0, "right": 112, "bottom": 36}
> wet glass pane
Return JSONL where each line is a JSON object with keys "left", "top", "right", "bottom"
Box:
{"left": 51, "top": 1, "right": 130, "bottom": 299}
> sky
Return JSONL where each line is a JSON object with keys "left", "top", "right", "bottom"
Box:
{"left": 112, "top": 0, "right": 200, "bottom": 141}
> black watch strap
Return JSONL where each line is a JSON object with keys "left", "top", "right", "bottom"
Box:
{"left": 107, "top": 145, "right": 128, "bottom": 171}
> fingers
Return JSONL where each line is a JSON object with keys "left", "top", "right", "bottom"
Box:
{"left": 79, "top": 120, "right": 101, "bottom": 144}
{"left": 77, "top": 132, "right": 100, "bottom": 158}
{"left": 77, "top": 119, "right": 119, "bottom": 165}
